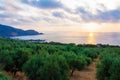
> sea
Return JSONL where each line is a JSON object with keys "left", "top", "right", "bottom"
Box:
{"left": 11, "top": 31, "right": 120, "bottom": 46}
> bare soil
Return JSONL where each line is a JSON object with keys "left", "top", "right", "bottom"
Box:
{"left": 70, "top": 58, "right": 98, "bottom": 80}
{"left": 15, "top": 72, "right": 28, "bottom": 80}
{"left": 7, "top": 71, "right": 28, "bottom": 80}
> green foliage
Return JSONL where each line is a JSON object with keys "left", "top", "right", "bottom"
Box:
{"left": 23, "top": 54, "right": 69, "bottom": 80}
{"left": 0, "top": 38, "right": 101, "bottom": 79}
{"left": 0, "top": 51, "right": 14, "bottom": 72}
{"left": 97, "top": 56, "right": 113, "bottom": 80}
{"left": 12, "top": 48, "right": 29, "bottom": 71}
{"left": 0, "top": 48, "right": 29, "bottom": 75}
{"left": 84, "top": 56, "right": 92, "bottom": 66}
{"left": 0, "top": 72, "right": 12, "bottom": 80}
{"left": 109, "top": 58, "right": 120, "bottom": 80}
{"left": 81, "top": 48, "right": 98, "bottom": 59}
{"left": 96, "top": 48, "right": 120, "bottom": 80}
{"left": 63, "top": 53, "right": 87, "bottom": 76}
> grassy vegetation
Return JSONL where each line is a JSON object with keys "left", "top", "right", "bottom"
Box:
{"left": 0, "top": 38, "right": 120, "bottom": 80}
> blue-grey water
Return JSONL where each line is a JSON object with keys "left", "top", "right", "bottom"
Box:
{"left": 11, "top": 31, "right": 120, "bottom": 46}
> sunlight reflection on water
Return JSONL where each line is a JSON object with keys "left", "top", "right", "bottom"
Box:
{"left": 11, "top": 31, "right": 120, "bottom": 46}
{"left": 88, "top": 32, "right": 95, "bottom": 44}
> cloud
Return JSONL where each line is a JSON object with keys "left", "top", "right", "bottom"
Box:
{"left": 78, "top": 7, "right": 120, "bottom": 23}
{"left": 0, "top": 0, "right": 120, "bottom": 31}
{"left": 97, "top": 9, "right": 120, "bottom": 22}
{"left": 0, "top": 0, "right": 35, "bottom": 26}
{"left": 0, "top": 7, "right": 4, "bottom": 10}
{"left": 52, "top": 12, "right": 64, "bottom": 18}
{"left": 21, "top": 0, "right": 62, "bottom": 9}
{"left": 0, "top": 13, "right": 14, "bottom": 18}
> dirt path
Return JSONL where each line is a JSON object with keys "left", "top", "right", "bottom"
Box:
{"left": 70, "top": 58, "right": 99, "bottom": 80}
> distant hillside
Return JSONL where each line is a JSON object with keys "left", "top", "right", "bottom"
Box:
{"left": 0, "top": 24, "right": 43, "bottom": 37}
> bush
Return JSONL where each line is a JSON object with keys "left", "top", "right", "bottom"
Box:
{"left": 63, "top": 53, "right": 87, "bottom": 76}
{"left": 0, "top": 72, "right": 12, "bottom": 80}
{"left": 109, "top": 58, "right": 120, "bottom": 80}
{"left": 96, "top": 56, "right": 113, "bottom": 80}
{"left": 23, "top": 54, "right": 69, "bottom": 80}
{"left": 84, "top": 56, "right": 92, "bottom": 66}
{"left": 0, "top": 51, "right": 14, "bottom": 72}
{"left": 0, "top": 49, "right": 29, "bottom": 76}
{"left": 13, "top": 49, "right": 29, "bottom": 71}
{"left": 82, "top": 49, "right": 98, "bottom": 59}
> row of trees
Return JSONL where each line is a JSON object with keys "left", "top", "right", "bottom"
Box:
{"left": 0, "top": 38, "right": 102, "bottom": 80}
{"left": 96, "top": 48, "right": 120, "bottom": 80}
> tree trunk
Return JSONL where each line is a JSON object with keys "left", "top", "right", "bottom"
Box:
{"left": 70, "top": 68, "right": 75, "bottom": 76}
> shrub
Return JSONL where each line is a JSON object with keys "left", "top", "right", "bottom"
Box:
{"left": 0, "top": 51, "right": 14, "bottom": 72}
{"left": 82, "top": 49, "right": 98, "bottom": 59}
{"left": 23, "top": 54, "right": 69, "bottom": 80}
{"left": 109, "top": 58, "right": 120, "bottom": 80}
{"left": 0, "top": 72, "right": 12, "bottom": 80}
{"left": 96, "top": 56, "right": 113, "bottom": 80}
{"left": 0, "top": 49, "right": 29, "bottom": 76}
{"left": 84, "top": 56, "right": 92, "bottom": 66}
{"left": 63, "top": 53, "right": 87, "bottom": 76}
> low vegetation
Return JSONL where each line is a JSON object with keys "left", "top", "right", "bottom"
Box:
{"left": 0, "top": 72, "right": 12, "bottom": 80}
{"left": 96, "top": 48, "right": 120, "bottom": 80}
{"left": 0, "top": 38, "right": 119, "bottom": 80}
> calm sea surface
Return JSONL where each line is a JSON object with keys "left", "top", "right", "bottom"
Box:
{"left": 11, "top": 31, "right": 120, "bottom": 46}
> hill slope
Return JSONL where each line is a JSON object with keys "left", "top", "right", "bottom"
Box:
{"left": 0, "top": 24, "right": 43, "bottom": 37}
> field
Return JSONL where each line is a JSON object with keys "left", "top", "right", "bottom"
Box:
{"left": 0, "top": 38, "right": 120, "bottom": 80}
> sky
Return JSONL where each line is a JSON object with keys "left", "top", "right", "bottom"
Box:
{"left": 0, "top": 0, "right": 120, "bottom": 32}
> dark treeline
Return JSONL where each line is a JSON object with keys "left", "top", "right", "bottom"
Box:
{"left": 0, "top": 38, "right": 120, "bottom": 80}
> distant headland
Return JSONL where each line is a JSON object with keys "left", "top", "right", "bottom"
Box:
{"left": 0, "top": 24, "right": 43, "bottom": 37}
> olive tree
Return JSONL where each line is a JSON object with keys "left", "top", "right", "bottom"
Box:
{"left": 23, "top": 54, "right": 69, "bottom": 80}
{"left": 63, "top": 53, "right": 87, "bottom": 76}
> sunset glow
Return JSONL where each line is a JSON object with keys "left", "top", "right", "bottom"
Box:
{"left": 0, "top": 0, "right": 120, "bottom": 32}
{"left": 84, "top": 23, "right": 100, "bottom": 32}
{"left": 0, "top": 1, "right": 120, "bottom": 80}
{"left": 88, "top": 32, "right": 95, "bottom": 44}
{"left": 89, "top": 32, "right": 94, "bottom": 37}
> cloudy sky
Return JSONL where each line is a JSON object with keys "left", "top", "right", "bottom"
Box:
{"left": 0, "top": 0, "right": 120, "bottom": 32}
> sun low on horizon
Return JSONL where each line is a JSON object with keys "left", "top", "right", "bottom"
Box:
{"left": 0, "top": 0, "right": 120, "bottom": 32}
{"left": 83, "top": 22, "right": 101, "bottom": 32}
